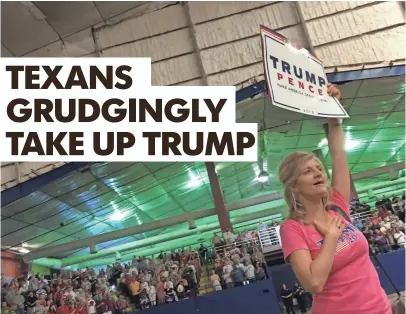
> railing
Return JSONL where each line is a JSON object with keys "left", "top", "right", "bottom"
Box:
{"left": 258, "top": 226, "right": 281, "bottom": 249}
{"left": 213, "top": 238, "right": 260, "bottom": 258}
{"left": 350, "top": 209, "right": 376, "bottom": 223}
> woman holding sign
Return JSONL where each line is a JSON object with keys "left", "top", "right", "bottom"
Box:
{"left": 279, "top": 84, "right": 391, "bottom": 314}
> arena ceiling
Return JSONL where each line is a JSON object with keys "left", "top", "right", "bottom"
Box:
{"left": 1, "top": 1, "right": 405, "bottom": 265}
{"left": 1, "top": 1, "right": 177, "bottom": 57}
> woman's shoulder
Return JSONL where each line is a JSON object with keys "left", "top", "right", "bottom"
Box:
{"left": 280, "top": 219, "right": 308, "bottom": 244}
{"left": 280, "top": 218, "right": 304, "bottom": 232}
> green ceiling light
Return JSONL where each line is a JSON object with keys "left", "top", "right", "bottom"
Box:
{"left": 318, "top": 138, "right": 328, "bottom": 148}
{"left": 110, "top": 209, "right": 127, "bottom": 221}
{"left": 257, "top": 170, "right": 269, "bottom": 183}
{"left": 345, "top": 138, "right": 360, "bottom": 151}
{"left": 186, "top": 170, "right": 201, "bottom": 188}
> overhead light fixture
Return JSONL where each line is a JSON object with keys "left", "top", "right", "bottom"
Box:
{"left": 345, "top": 137, "right": 360, "bottom": 151}
{"left": 257, "top": 170, "right": 269, "bottom": 183}
{"left": 186, "top": 170, "right": 201, "bottom": 188}
{"left": 318, "top": 138, "right": 328, "bottom": 148}
{"left": 110, "top": 210, "right": 128, "bottom": 221}
{"left": 18, "top": 248, "right": 30, "bottom": 254}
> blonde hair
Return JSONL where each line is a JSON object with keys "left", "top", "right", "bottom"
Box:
{"left": 278, "top": 152, "right": 331, "bottom": 221}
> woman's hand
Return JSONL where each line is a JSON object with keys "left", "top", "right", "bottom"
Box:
{"left": 313, "top": 215, "right": 345, "bottom": 240}
{"left": 327, "top": 83, "right": 341, "bottom": 100}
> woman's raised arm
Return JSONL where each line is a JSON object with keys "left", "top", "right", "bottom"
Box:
{"left": 326, "top": 84, "right": 351, "bottom": 202}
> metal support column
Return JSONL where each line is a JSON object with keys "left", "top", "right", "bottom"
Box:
{"left": 183, "top": 1, "right": 209, "bottom": 86}
{"left": 323, "top": 124, "right": 358, "bottom": 198}
{"left": 205, "top": 162, "right": 233, "bottom": 232}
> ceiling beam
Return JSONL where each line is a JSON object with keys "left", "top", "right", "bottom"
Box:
{"left": 1, "top": 162, "right": 94, "bottom": 207}
{"left": 22, "top": 190, "right": 283, "bottom": 263}
{"left": 352, "top": 162, "right": 404, "bottom": 181}
{"left": 235, "top": 65, "right": 406, "bottom": 103}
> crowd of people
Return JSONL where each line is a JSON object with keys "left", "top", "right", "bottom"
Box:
{"left": 2, "top": 192, "right": 404, "bottom": 314}
{"left": 2, "top": 247, "right": 205, "bottom": 314}
{"left": 351, "top": 193, "right": 405, "bottom": 254}
{"left": 208, "top": 244, "right": 268, "bottom": 291}
{"left": 1, "top": 234, "right": 268, "bottom": 314}
{"left": 280, "top": 282, "right": 311, "bottom": 314}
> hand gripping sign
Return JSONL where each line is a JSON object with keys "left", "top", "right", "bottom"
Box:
{"left": 260, "top": 25, "right": 349, "bottom": 118}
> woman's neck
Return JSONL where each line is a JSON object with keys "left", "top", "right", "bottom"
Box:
{"left": 301, "top": 196, "right": 328, "bottom": 224}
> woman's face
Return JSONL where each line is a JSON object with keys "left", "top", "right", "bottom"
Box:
{"left": 294, "top": 158, "right": 328, "bottom": 199}
{"left": 282, "top": 284, "right": 286, "bottom": 289}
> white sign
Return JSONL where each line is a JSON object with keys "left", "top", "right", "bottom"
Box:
{"left": 0, "top": 58, "right": 257, "bottom": 162}
{"left": 260, "top": 25, "right": 349, "bottom": 118}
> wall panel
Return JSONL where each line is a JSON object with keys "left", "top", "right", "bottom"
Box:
{"left": 306, "top": 2, "right": 405, "bottom": 46}
{"left": 102, "top": 28, "right": 194, "bottom": 62}
{"left": 207, "top": 63, "right": 263, "bottom": 87}
{"left": 298, "top": 1, "right": 375, "bottom": 21}
{"left": 97, "top": 5, "right": 188, "bottom": 49}
{"left": 173, "top": 78, "right": 205, "bottom": 86}
{"left": 151, "top": 53, "right": 200, "bottom": 86}
{"left": 315, "top": 26, "right": 405, "bottom": 67}
{"left": 189, "top": 1, "right": 273, "bottom": 24}
{"left": 201, "top": 24, "right": 309, "bottom": 75}
{"left": 195, "top": 2, "right": 298, "bottom": 49}
{"left": 1, "top": 44, "right": 14, "bottom": 57}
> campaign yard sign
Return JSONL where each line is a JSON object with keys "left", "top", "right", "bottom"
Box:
{"left": 260, "top": 25, "right": 349, "bottom": 118}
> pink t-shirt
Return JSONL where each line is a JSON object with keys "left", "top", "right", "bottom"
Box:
{"left": 280, "top": 190, "right": 391, "bottom": 314}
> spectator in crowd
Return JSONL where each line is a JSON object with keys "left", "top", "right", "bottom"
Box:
{"left": 243, "top": 261, "right": 255, "bottom": 284}
{"left": 375, "top": 196, "right": 383, "bottom": 208}
{"left": 210, "top": 270, "right": 222, "bottom": 291}
{"left": 198, "top": 244, "right": 208, "bottom": 265}
{"left": 212, "top": 233, "right": 223, "bottom": 247}
{"left": 258, "top": 220, "right": 271, "bottom": 246}
{"left": 222, "top": 229, "right": 235, "bottom": 245}
{"left": 382, "top": 195, "right": 394, "bottom": 214}
{"left": 293, "top": 282, "right": 307, "bottom": 314}
{"left": 280, "top": 284, "right": 294, "bottom": 314}
{"left": 393, "top": 227, "right": 406, "bottom": 248}
{"left": 270, "top": 218, "right": 280, "bottom": 227}
{"left": 222, "top": 261, "right": 233, "bottom": 289}
{"left": 25, "top": 291, "right": 36, "bottom": 314}
{"left": 254, "top": 262, "right": 266, "bottom": 281}
{"left": 230, "top": 264, "right": 244, "bottom": 287}
{"left": 353, "top": 218, "right": 363, "bottom": 230}
{"left": 374, "top": 229, "right": 391, "bottom": 253}
{"left": 258, "top": 220, "right": 267, "bottom": 231}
